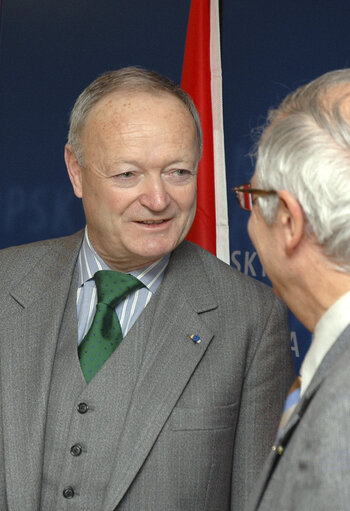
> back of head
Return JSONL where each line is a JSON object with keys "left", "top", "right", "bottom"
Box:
{"left": 67, "top": 66, "right": 202, "bottom": 165}
{"left": 255, "top": 69, "right": 350, "bottom": 272}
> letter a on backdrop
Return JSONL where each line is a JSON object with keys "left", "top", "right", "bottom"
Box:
{"left": 181, "top": 0, "right": 230, "bottom": 263}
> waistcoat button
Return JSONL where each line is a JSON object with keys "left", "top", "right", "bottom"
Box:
{"left": 70, "top": 444, "right": 83, "bottom": 457}
{"left": 63, "top": 486, "right": 75, "bottom": 499}
{"left": 77, "top": 402, "right": 89, "bottom": 414}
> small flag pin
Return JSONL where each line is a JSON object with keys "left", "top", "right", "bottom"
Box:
{"left": 190, "top": 334, "right": 201, "bottom": 343}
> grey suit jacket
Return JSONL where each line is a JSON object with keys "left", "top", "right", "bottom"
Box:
{"left": 246, "top": 323, "right": 350, "bottom": 511}
{"left": 0, "top": 231, "right": 294, "bottom": 510}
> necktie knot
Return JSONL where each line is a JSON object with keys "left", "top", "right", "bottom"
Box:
{"left": 94, "top": 270, "right": 143, "bottom": 308}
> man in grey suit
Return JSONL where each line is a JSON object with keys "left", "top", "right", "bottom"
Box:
{"left": 233, "top": 69, "right": 350, "bottom": 511}
{"left": 0, "top": 67, "right": 294, "bottom": 510}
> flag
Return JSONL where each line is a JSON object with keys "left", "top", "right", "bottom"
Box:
{"left": 181, "top": 0, "right": 229, "bottom": 263}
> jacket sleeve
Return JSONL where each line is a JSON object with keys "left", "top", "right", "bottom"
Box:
{"left": 230, "top": 294, "right": 295, "bottom": 510}
{"left": 0, "top": 365, "right": 8, "bottom": 511}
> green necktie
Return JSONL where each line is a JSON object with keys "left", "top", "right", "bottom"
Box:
{"left": 78, "top": 270, "right": 143, "bottom": 383}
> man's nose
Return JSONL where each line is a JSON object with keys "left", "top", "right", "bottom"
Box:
{"left": 139, "top": 176, "right": 171, "bottom": 211}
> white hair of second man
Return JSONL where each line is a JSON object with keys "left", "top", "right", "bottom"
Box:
{"left": 254, "top": 68, "right": 350, "bottom": 272}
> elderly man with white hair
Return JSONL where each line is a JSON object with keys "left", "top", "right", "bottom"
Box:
{"left": 233, "top": 68, "right": 350, "bottom": 511}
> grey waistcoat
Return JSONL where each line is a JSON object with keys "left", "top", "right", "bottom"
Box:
{"left": 40, "top": 276, "right": 155, "bottom": 510}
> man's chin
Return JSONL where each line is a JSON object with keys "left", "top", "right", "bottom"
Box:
{"left": 132, "top": 241, "right": 179, "bottom": 265}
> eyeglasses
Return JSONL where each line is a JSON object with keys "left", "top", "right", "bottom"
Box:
{"left": 232, "top": 183, "right": 277, "bottom": 211}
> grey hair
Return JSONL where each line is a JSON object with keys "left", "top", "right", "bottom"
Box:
{"left": 67, "top": 66, "right": 202, "bottom": 165}
{"left": 254, "top": 68, "right": 350, "bottom": 271}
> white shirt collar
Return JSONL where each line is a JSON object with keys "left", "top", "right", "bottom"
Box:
{"left": 300, "top": 290, "right": 350, "bottom": 395}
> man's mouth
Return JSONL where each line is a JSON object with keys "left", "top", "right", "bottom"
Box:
{"left": 135, "top": 219, "right": 169, "bottom": 224}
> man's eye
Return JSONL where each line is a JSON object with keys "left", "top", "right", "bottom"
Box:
{"left": 111, "top": 171, "right": 139, "bottom": 187}
{"left": 116, "top": 171, "right": 134, "bottom": 179}
{"left": 168, "top": 169, "right": 194, "bottom": 180}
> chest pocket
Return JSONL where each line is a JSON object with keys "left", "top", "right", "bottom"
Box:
{"left": 169, "top": 402, "right": 237, "bottom": 431}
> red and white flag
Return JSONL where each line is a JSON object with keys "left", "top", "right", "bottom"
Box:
{"left": 181, "top": 0, "right": 229, "bottom": 263}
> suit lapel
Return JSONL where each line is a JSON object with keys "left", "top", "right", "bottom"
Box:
{"left": 246, "top": 394, "right": 313, "bottom": 511}
{"left": 103, "top": 242, "right": 218, "bottom": 510}
{"left": 0, "top": 232, "right": 83, "bottom": 509}
{"left": 247, "top": 323, "right": 350, "bottom": 511}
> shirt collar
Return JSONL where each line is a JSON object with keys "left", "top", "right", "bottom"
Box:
{"left": 300, "top": 289, "right": 350, "bottom": 395}
{"left": 78, "top": 227, "right": 170, "bottom": 293}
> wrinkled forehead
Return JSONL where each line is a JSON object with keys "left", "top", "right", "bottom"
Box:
{"left": 85, "top": 89, "right": 193, "bottom": 127}
{"left": 81, "top": 89, "right": 200, "bottom": 158}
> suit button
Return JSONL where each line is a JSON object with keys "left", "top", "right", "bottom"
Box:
{"left": 77, "top": 402, "right": 89, "bottom": 414}
{"left": 70, "top": 444, "right": 83, "bottom": 457}
{"left": 63, "top": 486, "right": 75, "bottom": 499}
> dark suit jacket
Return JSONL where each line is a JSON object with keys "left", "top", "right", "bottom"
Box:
{"left": 246, "top": 323, "right": 350, "bottom": 511}
{"left": 0, "top": 231, "right": 294, "bottom": 510}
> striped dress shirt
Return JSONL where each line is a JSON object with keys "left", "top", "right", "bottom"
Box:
{"left": 76, "top": 229, "right": 169, "bottom": 344}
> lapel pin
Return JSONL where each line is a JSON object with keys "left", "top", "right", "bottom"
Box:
{"left": 190, "top": 334, "right": 201, "bottom": 343}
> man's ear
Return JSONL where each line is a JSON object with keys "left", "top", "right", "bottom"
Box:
{"left": 277, "top": 190, "right": 305, "bottom": 255}
{"left": 64, "top": 144, "right": 83, "bottom": 198}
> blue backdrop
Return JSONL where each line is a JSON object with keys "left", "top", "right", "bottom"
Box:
{"left": 1, "top": 0, "right": 350, "bottom": 370}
